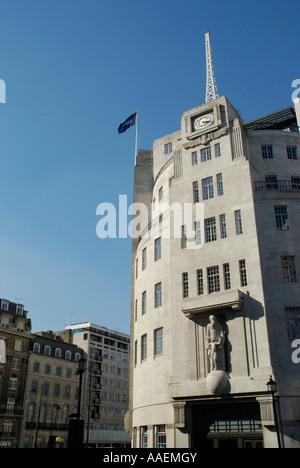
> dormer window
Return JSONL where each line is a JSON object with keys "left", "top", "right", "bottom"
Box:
{"left": 55, "top": 348, "right": 62, "bottom": 358}
{"left": 16, "top": 304, "right": 24, "bottom": 316}
{"left": 44, "top": 345, "right": 51, "bottom": 356}
{"left": 1, "top": 300, "right": 9, "bottom": 311}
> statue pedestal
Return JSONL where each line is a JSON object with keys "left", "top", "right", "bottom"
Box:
{"left": 206, "top": 370, "right": 229, "bottom": 396}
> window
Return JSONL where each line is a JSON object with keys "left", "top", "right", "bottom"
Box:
{"left": 9, "top": 377, "right": 18, "bottom": 390}
{"left": 205, "top": 217, "right": 217, "bottom": 242}
{"left": 223, "top": 263, "right": 231, "bottom": 290}
{"left": 217, "top": 173, "right": 224, "bottom": 196}
{"left": 154, "top": 425, "right": 166, "bottom": 448}
{"left": 239, "top": 259, "right": 248, "bottom": 287}
{"left": 181, "top": 225, "right": 187, "bottom": 249}
{"left": 197, "top": 269, "right": 204, "bottom": 295}
{"left": 158, "top": 186, "right": 163, "bottom": 201}
{"left": 235, "top": 210, "right": 243, "bottom": 235}
{"left": 215, "top": 143, "right": 221, "bottom": 157}
{"left": 141, "top": 427, "right": 148, "bottom": 448}
{"left": 16, "top": 304, "right": 24, "bottom": 316}
{"left": 265, "top": 175, "right": 278, "bottom": 190}
{"left": 142, "top": 291, "right": 147, "bottom": 316}
{"left": 281, "top": 256, "right": 297, "bottom": 283}
{"left": 11, "top": 358, "right": 20, "bottom": 371}
{"left": 182, "top": 273, "right": 189, "bottom": 298}
{"left": 194, "top": 221, "right": 201, "bottom": 245}
{"left": 154, "top": 237, "right": 161, "bottom": 261}
{"left": 207, "top": 266, "right": 220, "bottom": 294}
{"left": 55, "top": 348, "right": 62, "bottom": 358}
{"left": 64, "top": 385, "right": 70, "bottom": 399}
{"left": 274, "top": 206, "right": 289, "bottom": 230}
{"left": 262, "top": 145, "right": 274, "bottom": 159}
{"left": 154, "top": 328, "right": 163, "bottom": 356}
{"left": 200, "top": 147, "right": 212, "bottom": 162}
{"left": 15, "top": 340, "right": 23, "bottom": 352}
{"left": 141, "top": 334, "right": 147, "bottom": 361}
{"left": 134, "top": 341, "right": 137, "bottom": 366}
{"left": 155, "top": 283, "right": 162, "bottom": 308}
{"left": 193, "top": 181, "right": 199, "bottom": 203}
{"left": 135, "top": 257, "right": 138, "bottom": 279}
{"left": 45, "top": 364, "right": 51, "bottom": 375}
{"left": 142, "top": 248, "right": 147, "bottom": 270}
{"left": 135, "top": 299, "right": 138, "bottom": 321}
{"left": 56, "top": 366, "right": 62, "bottom": 377}
{"left": 33, "top": 343, "right": 40, "bottom": 353}
{"left": 44, "top": 345, "right": 51, "bottom": 356}
{"left": 202, "top": 176, "right": 214, "bottom": 200}
{"left": 33, "top": 362, "right": 39, "bottom": 373}
{"left": 164, "top": 142, "right": 172, "bottom": 155}
{"left": 291, "top": 177, "right": 300, "bottom": 189}
{"left": 285, "top": 307, "right": 300, "bottom": 340}
{"left": 65, "top": 350, "right": 71, "bottom": 360}
{"left": 191, "top": 151, "right": 198, "bottom": 165}
{"left": 53, "top": 384, "right": 60, "bottom": 398}
{"left": 1, "top": 300, "right": 9, "bottom": 311}
{"left": 287, "top": 146, "right": 298, "bottom": 160}
{"left": 219, "top": 214, "right": 227, "bottom": 239}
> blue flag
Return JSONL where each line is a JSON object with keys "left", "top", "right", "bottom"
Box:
{"left": 118, "top": 112, "right": 137, "bottom": 134}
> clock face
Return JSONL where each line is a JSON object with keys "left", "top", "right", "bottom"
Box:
{"left": 194, "top": 113, "right": 214, "bottom": 130}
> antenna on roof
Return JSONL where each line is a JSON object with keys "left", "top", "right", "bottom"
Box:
{"left": 205, "top": 31, "right": 219, "bottom": 103}
{"left": 15, "top": 297, "right": 24, "bottom": 304}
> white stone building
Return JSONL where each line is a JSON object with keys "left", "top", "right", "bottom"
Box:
{"left": 129, "top": 96, "right": 300, "bottom": 448}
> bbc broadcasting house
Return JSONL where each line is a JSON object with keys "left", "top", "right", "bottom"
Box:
{"left": 127, "top": 95, "right": 300, "bottom": 449}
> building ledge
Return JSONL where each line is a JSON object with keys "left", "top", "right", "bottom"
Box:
{"left": 182, "top": 289, "right": 244, "bottom": 318}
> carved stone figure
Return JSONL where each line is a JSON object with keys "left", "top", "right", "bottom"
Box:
{"left": 206, "top": 315, "right": 226, "bottom": 372}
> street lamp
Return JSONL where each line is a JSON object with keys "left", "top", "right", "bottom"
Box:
{"left": 266, "top": 376, "right": 282, "bottom": 448}
{"left": 75, "top": 357, "right": 86, "bottom": 420}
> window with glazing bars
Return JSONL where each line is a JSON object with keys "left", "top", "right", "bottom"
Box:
{"left": 223, "top": 263, "right": 231, "bottom": 290}
{"left": 205, "top": 217, "right": 217, "bottom": 242}
{"left": 197, "top": 269, "right": 204, "bottom": 295}
{"left": 235, "top": 210, "right": 243, "bottom": 235}
{"left": 239, "top": 259, "right": 248, "bottom": 287}
{"left": 217, "top": 173, "right": 224, "bottom": 196}
{"left": 202, "top": 176, "right": 214, "bottom": 200}
{"left": 207, "top": 266, "right": 220, "bottom": 293}
{"left": 281, "top": 256, "right": 297, "bottom": 283}
{"left": 219, "top": 214, "right": 227, "bottom": 239}
{"left": 182, "top": 272, "right": 189, "bottom": 298}
{"left": 193, "top": 181, "right": 199, "bottom": 203}
{"left": 261, "top": 145, "right": 273, "bottom": 159}
{"left": 274, "top": 206, "right": 289, "bottom": 230}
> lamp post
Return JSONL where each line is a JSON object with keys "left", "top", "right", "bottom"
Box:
{"left": 266, "top": 376, "right": 282, "bottom": 448}
{"left": 75, "top": 357, "right": 86, "bottom": 420}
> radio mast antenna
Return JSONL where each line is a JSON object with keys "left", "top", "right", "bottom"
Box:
{"left": 205, "top": 30, "right": 219, "bottom": 103}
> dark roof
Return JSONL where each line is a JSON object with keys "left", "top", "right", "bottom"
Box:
{"left": 245, "top": 106, "right": 298, "bottom": 132}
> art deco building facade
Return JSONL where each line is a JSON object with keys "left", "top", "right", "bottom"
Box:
{"left": 129, "top": 96, "right": 300, "bottom": 448}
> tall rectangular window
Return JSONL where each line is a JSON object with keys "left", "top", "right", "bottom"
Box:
{"left": 285, "top": 307, "right": 300, "bottom": 340}
{"left": 215, "top": 143, "right": 221, "bottom": 157}
{"left": 287, "top": 146, "right": 298, "bottom": 160}
{"left": 196, "top": 269, "right": 204, "bottom": 295}
{"left": 142, "top": 248, "right": 147, "bottom": 270}
{"left": 207, "top": 266, "right": 220, "bottom": 294}
{"left": 181, "top": 225, "right": 187, "bottom": 249}
{"left": 205, "top": 217, "right": 217, "bottom": 242}
{"left": 200, "top": 147, "right": 212, "bottom": 162}
{"left": 193, "top": 181, "right": 199, "bottom": 203}
{"left": 265, "top": 175, "right": 278, "bottom": 190}
{"left": 281, "top": 256, "right": 297, "bottom": 283}
{"left": 135, "top": 299, "right": 138, "bottom": 321}
{"left": 182, "top": 273, "right": 189, "bottom": 298}
{"left": 141, "top": 334, "right": 147, "bottom": 361}
{"left": 191, "top": 151, "right": 198, "bottom": 165}
{"left": 291, "top": 177, "right": 300, "bottom": 189}
{"left": 142, "top": 291, "right": 147, "bottom": 315}
{"left": 274, "top": 206, "right": 289, "bottom": 230}
{"left": 155, "top": 282, "right": 162, "bottom": 308}
{"left": 216, "top": 173, "right": 224, "bottom": 196}
{"left": 154, "top": 328, "right": 163, "bottom": 356}
{"left": 202, "top": 176, "right": 214, "bottom": 200}
{"left": 219, "top": 214, "right": 227, "bottom": 239}
{"left": 194, "top": 221, "right": 201, "bottom": 245}
{"left": 134, "top": 341, "right": 137, "bottom": 365}
{"left": 155, "top": 237, "right": 161, "bottom": 261}
{"left": 239, "top": 259, "right": 248, "bottom": 287}
{"left": 135, "top": 257, "right": 138, "bottom": 278}
{"left": 154, "top": 425, "right": 166, "bottom": 448}
{"left": 223, "top": 263, "right": 231, "bottom": 290}
{"left": 262, "top": 145, "right": 274, "bottom": 159}
{"left": 235, "top": 210, "right": 243, "bottom": 235}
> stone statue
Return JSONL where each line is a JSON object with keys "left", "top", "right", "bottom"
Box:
{"left": 206, "top": 315, "right": 226, "bottom": 372}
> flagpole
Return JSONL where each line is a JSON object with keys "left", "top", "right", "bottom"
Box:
{"left": 135, "top": 109, "right": 139, "bottom": 165}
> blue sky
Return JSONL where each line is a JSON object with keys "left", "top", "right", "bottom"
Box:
{"left": 0, "top": 0, "right": 299, "bottom": 334}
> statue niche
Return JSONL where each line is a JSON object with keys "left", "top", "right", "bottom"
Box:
{"left": 206, "top": 315, "right": 226, "bottom": 373}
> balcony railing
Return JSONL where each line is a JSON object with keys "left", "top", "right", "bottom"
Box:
{"left": 254, "top": 180, "right": 300, "bottom": 191}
